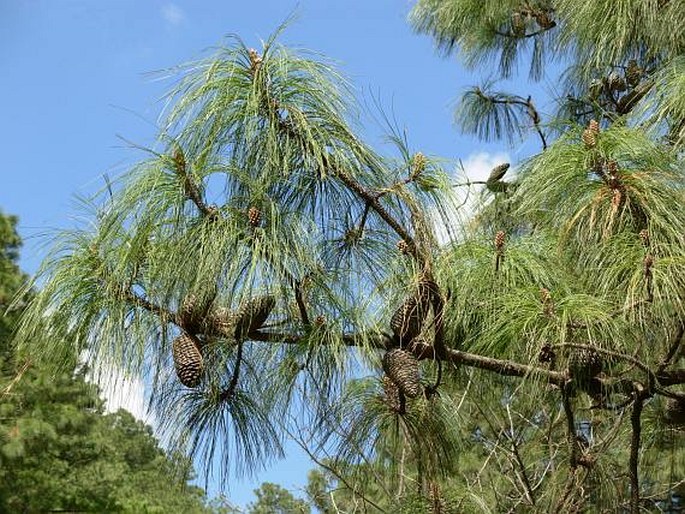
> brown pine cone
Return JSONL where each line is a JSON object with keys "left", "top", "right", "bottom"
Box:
{"left": 487, "top": 163, "right": 510, "bottom": 183}
{"left": 172, "top": 333, "right": 204, "bottom": 388}
{"left": 381, "top": 376, "right": 403, "bottom": 413}
{"left": 639, "top": 229, "right": 650, "bottom": 247}
{"left": 494, "top": 230, "right": 506, "bottom": 251}
{"left": 234, "top": 295, "right": 275, "bottom": 340}
{"left": 248, "top": 206, "right": 262, "bottom": 227}
{"left": 569, "top": 347, "right": 602, "bottom": 387}
{"left": 582, "top": 128, "right": 597, "bottom": 148}
{"left": 626, "top": 59, "right": 642, "bottom": 87}
{"left": 383, "top": 348, "right": 421, "bottom": 398}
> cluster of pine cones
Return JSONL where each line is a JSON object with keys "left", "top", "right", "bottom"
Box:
{"left": 172, "top": 295, "right": 275, "bottom": 388}
{"left": 381, "top": 281, "right": 436, "bottom": 411}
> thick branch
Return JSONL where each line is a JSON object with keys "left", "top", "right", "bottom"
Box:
{"left": 437, "top": 345, "right": 566, "bottom": 385}
{"left": 123, "top": 288, "right": 180, "bottom": 325}
{"left": 616, "top": 80, "right": 654, "bottom": 115}
{"left": 656, "top": 368, "right": 685, "bottom": 387}
{"left": 330, "top": 162, "right": 417, "bottom": 254}
{"left": 494, "top": 23, "right": 556, "bottom": 39}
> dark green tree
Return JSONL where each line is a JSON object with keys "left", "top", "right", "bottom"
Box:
{"left": 247, "top": 482, "right": 310, "bottom": 514}
{"left": 0, "top": 211, "right": 217, "bottom": 513}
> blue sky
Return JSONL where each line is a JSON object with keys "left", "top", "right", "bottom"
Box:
{"left": 1, "top": 0, "right": 535, "bottom": 508}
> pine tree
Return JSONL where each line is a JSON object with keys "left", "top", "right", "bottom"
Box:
{"left": 12, "top": 5, "right": 685, "bottom": 512}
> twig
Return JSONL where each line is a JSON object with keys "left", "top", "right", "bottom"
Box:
{"left": 475, "top": 92, "right": 547, "bottom": 150}
{"left": 219, "top": 340, "right": 243, "bottom": 402}
{"left": 285, "top": 426, "right": 388, "bottom": 513}
{"left": 1, "top": 360, "right": 31, "bottom": 399}
{"left": 657, "top": 322, "right": 684, "bottom": 373}
{"left": 506, "top": 403, "right": 536, "bottom": 506}
{"left": 172, "top": 145, "right": 217, "bottom": 218}
{"left": 494, "top": 24, "right": 556, "bottom": 39}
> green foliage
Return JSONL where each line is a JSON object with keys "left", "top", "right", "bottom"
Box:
{"left": 0, "top": 211, "right": 25, "bottom": 350}
{"left": 247, "top": 482, "right": 310, "bottom": 514}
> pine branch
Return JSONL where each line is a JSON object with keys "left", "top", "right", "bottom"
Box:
{"left": 561, "top": 384, "right": 580, "bottom": 469}
{"left": 326, "top": 159, "right": 419, "bottom": 258}
{"left": 461, "top": 88, "right": 547, "bottom": 149}
{"left": 172, "top": 146, "right": 217, "bottom": 219}
{"left": 123, "top": 288, "right": 180, "bottom": 326}
{"left": 657, "top": 322, "right": 684, "bottom": 372}
{"left": 629, "top": 389, "right": 646, "bottom": 514}
{"left": 219, "top": 339, "right": 243, "bottom": 402}
{"left": 657, "top": 368, "right": 685, "bottom": 387}
{"left": 616, "top": 80, "right": 654, "bottom": 115}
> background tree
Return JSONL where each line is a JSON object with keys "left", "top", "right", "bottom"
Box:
{"left": 0, "top": 210, "right": 218, "bottom": 513}
{"left": 12, "top": 2, "right": 685, "bottom": 512}
{"left": 247, "top": 482, "right": 311, "bottom": 514}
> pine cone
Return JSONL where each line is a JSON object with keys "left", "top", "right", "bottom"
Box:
{"left": 381, "top": 376, "right": 403, "bottom": 413}
{"left": 607, "top": 71, "right": 627, "bottom": 92}
{"left": 588, "top": 119, "right": 600, "bottom": 134}
{"left": 390, "top": 296, "right": 428, "bottom": 343}
{"left": 626, "top": 60, "right": 642, "bottom": 87}
{"left": 383, "top": 348, "right": 421, "bottom": 398}
{"left": 248, "top": 48, "right": 263, "bottom": 73}
{"left": 234, "top": 295, "right": 275, "bottom": 340}
{"left": 173, "top": 146, "right": 186, "bottom": 174}
{"left": 179, "top": 294, "right": 206, "bottom": 333}
{"left": 494, "top": 230, "right": 506, "bottom": 252}
{"left": 664, "top": 398, "right": 685, "bottom": 427}
{"left": 644, "top": 253, "right": 654, "bottom": 272}
{"left": 428, "top": 481, "right": 448, "bottom": 514}
{"left": 411, "top": 152, "right": 427, "bottom": 179}
{"left": 582, "top": 128, "right": 597, "bottom": 148}
{"left": 569, "top": 347, "right": 602, "bottom": 386}
{"left": 511, "top": 11, "right": 525, "bottom": 36}
{"left": 538, "top": 344, "right": 556, "bottom": 365}
{"left": 204, "top": 306, "right": 237, "bottom": 338}
{"left": 487, "top": 163, "right": 510, "bottom": 183}
{"left": 639, "top": 229, "right": 650, "bottom": 247}
{"left": 611, "top": 189, "right": 623, "bottom": 210}
{"left": 172, "top": 333, "right": 204, "bottom": 388}
{"left": 248, "top": 206, "right": 262, "bottom": 227}
{"left": 534, "top": 10, "right": 555, "bottom": 29}
{"left": 397, "top": 239, "right": 410, "bottom": 255}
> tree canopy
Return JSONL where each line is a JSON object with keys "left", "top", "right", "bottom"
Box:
{"left": 12, "top": 2, "right": 685, "bottom": 512}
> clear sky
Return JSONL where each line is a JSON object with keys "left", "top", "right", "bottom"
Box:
{"left": 1, "top": 0, "right": 531, "bottom": 508}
